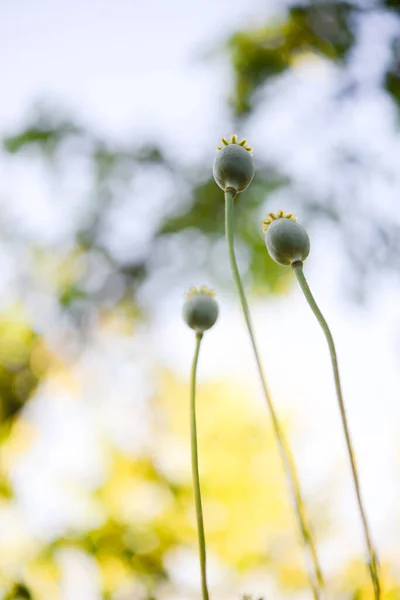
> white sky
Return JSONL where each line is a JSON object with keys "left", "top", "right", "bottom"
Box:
{"left": 1, "top": 0, "right": 400, "bottom": 598}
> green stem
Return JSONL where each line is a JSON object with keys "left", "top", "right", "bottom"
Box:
{"left": 190, "top": 331, "right": 210, "bottom": 600}
{"left": 292, "top": 261, "right": 381, "bottom": 599}
{"left": 224, "top": 190, "right": 323, "bottom": 598}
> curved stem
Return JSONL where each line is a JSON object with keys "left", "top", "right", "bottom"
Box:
{"left": 190, "top": 331, "right": 209, "bottom": 600}
{"left": 292, "top": 261, "right": 381, "bottom": 599}
{"left": 224, "top": 190, "right": 323, "bottom": 597}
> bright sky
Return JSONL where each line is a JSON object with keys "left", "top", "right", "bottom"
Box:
{"left": 1, "top": 1, "right": 400, "bottom": 598}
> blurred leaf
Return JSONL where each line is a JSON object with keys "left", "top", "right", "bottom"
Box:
{"left": 4, "top": 583, "right": 33, "bottom": 600}
{"left": 159, "top": 178, "right": 225, "bottom": 236}
{"left": 385, "top": 0, "right": 400, "bottom": 12}
{"left": 58, "top": 284, "right": 87, "bottom": 308}
{"left": 0, "top": 472, "right": 13, "bottom": 499}
{"left": 3, "top": 118, "right": 80, "bottom": 156}
{"left": 0, "top": 309, "right": 51, "bottom": 426}
{"left": 385, "top": 36, "right": 400, "bottom": 107}
{"left": 229, "top": 2, "right": 355, "bottom": 114}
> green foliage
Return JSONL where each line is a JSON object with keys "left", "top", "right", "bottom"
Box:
{"left": 0, "top": 311, "right": 50, "bottom": 426}
{"left": 159, "top": 178, "right": 226, "bottom": 235}
{"left": 1, "top": 3, "right": 400, "bottom": 595}
{"left": 44, "top": 454, "right": 191, "bottom": 594}
{"left": 3, "top": 116, "right": 80, "bottom": 157}
{"left": 4, "top": 584, "right": 33, "bottom": 600}
{"left": 385, "top": 36, "right": 400, "bottom": 107}
{"left": 228, "top": 2, "right": 355, "bottom": 114}
{"left": 1, "top": 111, "right": 294, "bottom": 328}
{"left": 80, "top": 518, "right": 168, "bottom": 583}
{"left": 385, "top": 68, "right": 400, "bottom": 105}
{"left": 385, "top": 0, "right": 400, "bottom": 12}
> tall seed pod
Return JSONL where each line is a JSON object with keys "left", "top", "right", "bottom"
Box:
{"left": 183, "top": 285, "right": 219, "bottom": 600}
{"left": 183, "top": 285, "right": 219, "bottom": 333}
{"left": 262, "top": 210, "right": 310, "bottom": 266}
{"left": 213, "top": 136, "right": 324, "bottom": 597}
{"left": 262, "top": 211, "right": 382, "bottom": 599}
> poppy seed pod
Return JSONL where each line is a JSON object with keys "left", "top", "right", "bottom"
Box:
{"left": 213, "top": 135, "right": 255, "bottom": 194}
{"left": 262, "top": 211, "right": 310, "bottom": 266}
{"left": 183, "top": 286, "right": 219, "bottom": 333}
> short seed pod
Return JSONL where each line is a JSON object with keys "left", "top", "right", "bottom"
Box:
{"left": 183, "top": 286, "right": 219, "bottom": 333}
{"left": 262, "top": 211, "right": 310, "bottom": 266}
{"left": 213, "top": 134, "right": 255, "bottom": 194}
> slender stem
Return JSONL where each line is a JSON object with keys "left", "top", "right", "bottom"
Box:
{"left": 224, "top": 190, "right": 323, "bottom": 597}
{"left": 190, "top": 331, "right": 209, "bottom": 600}
{"left": 292, "top": 261, "right": 381, "bottom": 599}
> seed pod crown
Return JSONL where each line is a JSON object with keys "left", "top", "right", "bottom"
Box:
{"left": 262, "top": 211, "right": 310, "bottom": 266}
{"left": 183, "top": 286, "right": 219, "bottom": 333}
{"left": 213, "top": 134, "right": 255, "bottom": 193}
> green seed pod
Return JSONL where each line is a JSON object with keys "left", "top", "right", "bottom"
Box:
{"left": 183, "top": 286, "right": 219, "bottom": 333}
{"left": 213, "top": 135, "right": 255, "bottom": 193}
{"left": 262, "top": 211, "right": 310, "bottom": 266}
